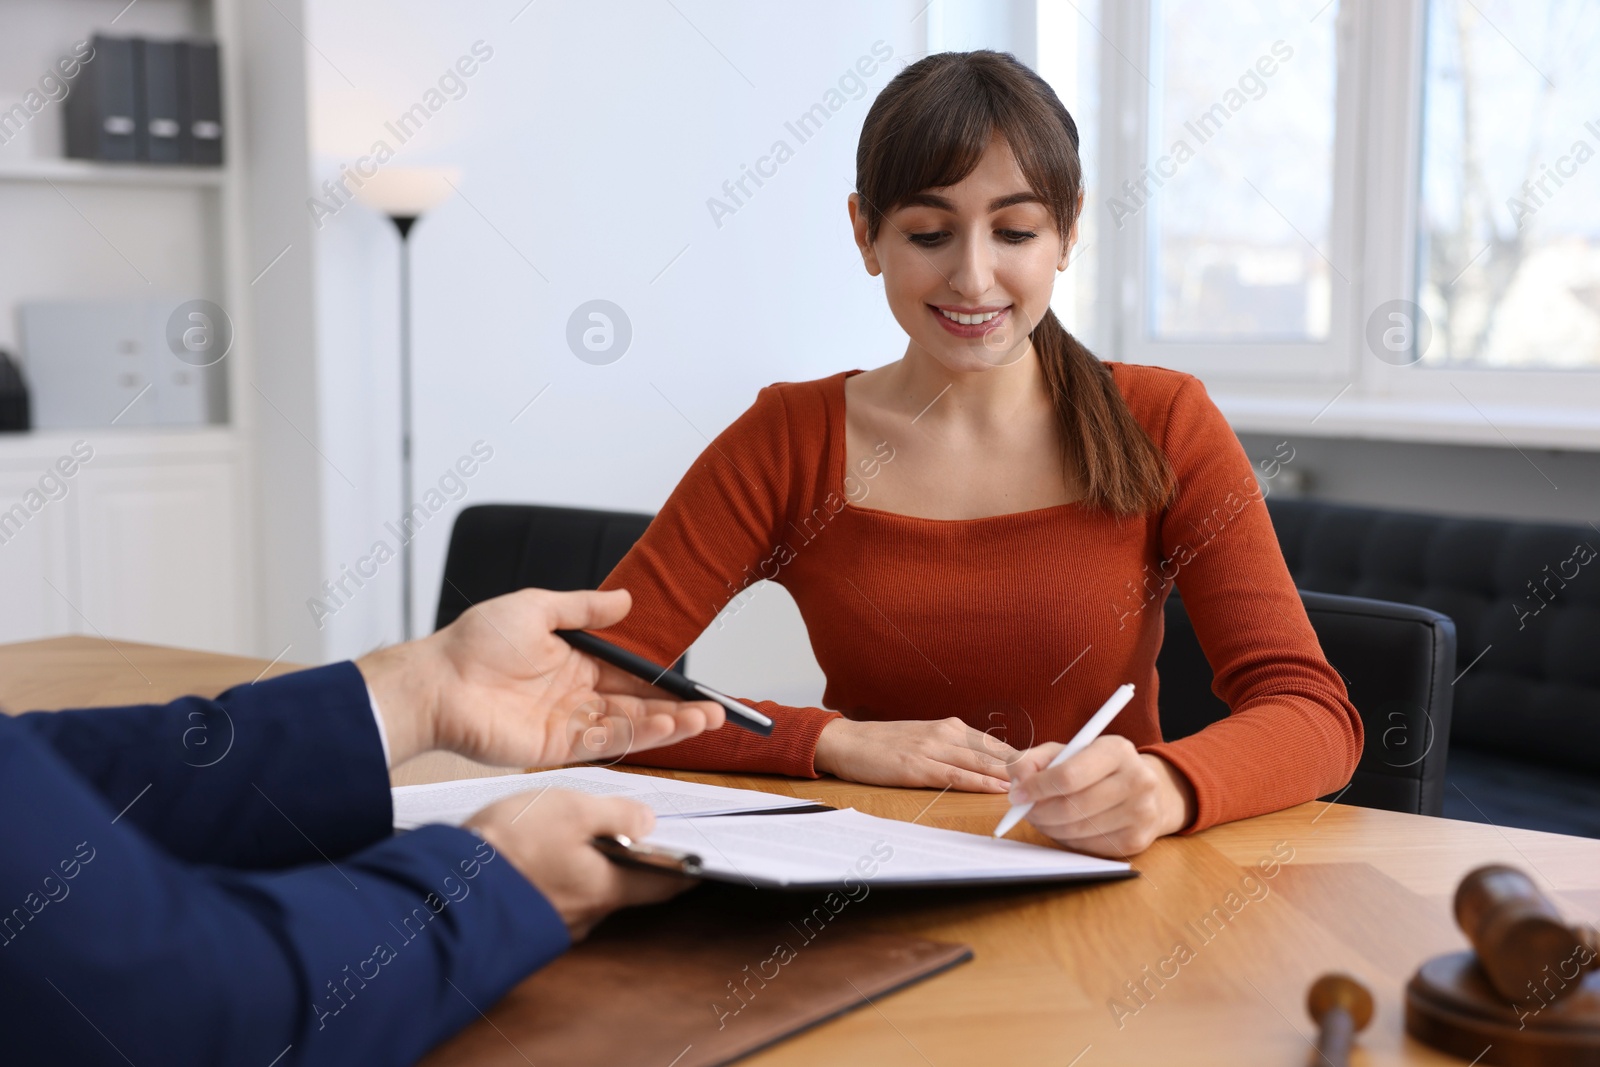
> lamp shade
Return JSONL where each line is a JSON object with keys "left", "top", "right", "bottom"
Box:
{"left": 355, "top": 167, "right": 461, "bottom": 218}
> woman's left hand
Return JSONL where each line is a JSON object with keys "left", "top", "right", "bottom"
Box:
{"left": 1006, "top": 736, "right": 1196, "bottom": 857}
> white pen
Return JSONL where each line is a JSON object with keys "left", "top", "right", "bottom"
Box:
{"left": 992, "top": 683, "right": 1137, "bottom": 838}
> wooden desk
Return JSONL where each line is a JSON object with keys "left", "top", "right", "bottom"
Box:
{"left": 6, "top": 636, "right": 1599, "bottom": 1065}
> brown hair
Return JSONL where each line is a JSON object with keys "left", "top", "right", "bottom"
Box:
{"left": 855, "top": 50, "right": 1175, "bottom": 516}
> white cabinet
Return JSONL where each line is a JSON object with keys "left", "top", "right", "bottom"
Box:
{"left": 76, "top": 462, "right": 242, "bottom": 652}
{"left": 0, "top": 430, "right": 250, "bottom": 654}
{"left": 0, "top": 468, "right": 74, "bottom": 643}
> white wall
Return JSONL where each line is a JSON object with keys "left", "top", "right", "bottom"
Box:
{"left": 240, "top": 0, "right": 332, "bottom": 664}
{"left": 289, "top": 0, "right": 958, "bottom": 701}
{"left": 1236, "top": 431, "right": 1600, "bottom": 526}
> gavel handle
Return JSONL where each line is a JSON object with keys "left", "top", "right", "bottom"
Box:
{"left": 1316, "top": 1006, "right": 1355, "bottom": 1067}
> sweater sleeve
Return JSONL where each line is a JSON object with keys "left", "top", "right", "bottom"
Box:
{"left": 598, "top": 383, "right": 843, "bottom": 777}
{"left": 1139, "top": 376, "right": 1363, "bottom": 832}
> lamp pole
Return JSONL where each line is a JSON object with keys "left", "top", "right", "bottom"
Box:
{"left": 357, "top": 166, "right": 457, "bottom": 644}
{"left": 388, "top": 213, "right": 418, "bottom": 641}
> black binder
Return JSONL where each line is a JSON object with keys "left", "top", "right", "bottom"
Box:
{"left": 138, "top": 39, "right": 184, "bottom": 163}
{"left": 179, "top": 41, "right": 224, "bottom": 166}
{"left": 0, "top": 351, "right": 29, "bottom": 433}
{"left": 64, "top": 34, "right": 139, "bottom": 162}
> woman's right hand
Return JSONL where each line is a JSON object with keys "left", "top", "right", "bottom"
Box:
{"left": 813, "top": 717, "right": 1018, "bottom": 792}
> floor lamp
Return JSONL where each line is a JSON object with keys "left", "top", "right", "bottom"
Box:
{"left": 357, "top": 167, "right": 459, "bottom": 641}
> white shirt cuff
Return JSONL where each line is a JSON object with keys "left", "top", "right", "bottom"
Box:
{"left": 365, "top": 680, "right": 394, "bottom": 768}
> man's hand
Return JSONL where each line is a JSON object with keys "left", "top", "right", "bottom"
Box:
{"left": 357, "top": 588, "right": 725, "bottom": 769}
{"left": 813, "top": 717, "right": 1018, "bottom": 793}
{"left": 465, "top": 789, "right": 692, "bottom": 940}
{"left": 1007, "top": 736, "right": 1196, "bottom": 857}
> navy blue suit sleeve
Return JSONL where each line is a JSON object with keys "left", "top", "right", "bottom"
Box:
{"left": 0, "top": 719, "right": 570, "bottom": 1067}
{"left": 11, "top": 662, "right": 392, "bottom": 869}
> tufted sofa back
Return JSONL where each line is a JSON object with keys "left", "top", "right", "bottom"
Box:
{"left": 1265, "top": 499, "right": 1600, "bottom": 774}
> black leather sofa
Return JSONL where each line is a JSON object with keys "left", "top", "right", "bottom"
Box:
{"left": 1264, "top": 497, "right": 1600, "bottom": 837}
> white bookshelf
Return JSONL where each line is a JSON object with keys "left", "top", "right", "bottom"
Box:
{"left": 0, "top": 0, "right": 257, "bottom": 656}
{"left": 0, "top": 158, "right": 226, "bottom": 186}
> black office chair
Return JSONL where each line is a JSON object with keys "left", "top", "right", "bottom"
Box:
{"left": 439, "top": 505, "right": 1454, "bottom": 815}
{"left": 1157, "top": 589, "right": 1457, "bottom": 816}
{"left": 435, "top": 503, "right": 686, "bottom": 670}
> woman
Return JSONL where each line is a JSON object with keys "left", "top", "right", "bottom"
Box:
{"left": 596, "top": 50, "right": 1361, "bottom": 857}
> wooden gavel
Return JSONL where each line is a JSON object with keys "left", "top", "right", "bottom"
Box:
{"left": 1406, "top": 864, "right": 1600, "bottom": 1064}
{"left": 1307, "top": 973, "right": 1373, "bottom": 1066}
{"left": 1454, "top": 864, "right": 1600, "bottom": 1005}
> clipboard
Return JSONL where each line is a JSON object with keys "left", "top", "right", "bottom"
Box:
{"left": 589, "top": 802, "right": 839, "bottom": 878}
{"left": 596, "top": 807, "right": 1138, "bottom": 892}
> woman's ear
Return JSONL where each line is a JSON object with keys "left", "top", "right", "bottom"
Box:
{"left": 847, "top": 193, "right": 883, "bottom": 277}
{"left": 1059, "top": 189, "right": 1086, "bottom": 271}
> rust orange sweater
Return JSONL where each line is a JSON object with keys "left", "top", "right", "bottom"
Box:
{"left": 597, "top": 362, "right": 1362, "bottom": 833}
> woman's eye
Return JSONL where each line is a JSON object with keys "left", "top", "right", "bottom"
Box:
{"left": 906, "top": 229, "right": 1037, "bottom": 247}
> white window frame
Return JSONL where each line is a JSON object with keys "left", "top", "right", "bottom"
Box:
{"left": 1054, "top": 0, "right": 1600, "bottom": 448}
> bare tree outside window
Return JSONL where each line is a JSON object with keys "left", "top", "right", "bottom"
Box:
{"left": 1418, "top": 0, "right": 1600, "bottom": 369}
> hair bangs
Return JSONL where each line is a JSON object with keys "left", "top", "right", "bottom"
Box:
{"left": 857, "top": 53, "right": 1082, "bottom": 245}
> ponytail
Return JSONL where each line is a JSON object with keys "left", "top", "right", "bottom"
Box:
{"left": 1033, "top": 310, "right": 1175, "bottom": 516}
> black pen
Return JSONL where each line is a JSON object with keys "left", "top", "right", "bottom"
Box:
{"left": 555, "top": 629, "right": 775, "bottom": 736}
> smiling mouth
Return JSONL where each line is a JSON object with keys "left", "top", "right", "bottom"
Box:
{"left": 935, "top": 307, "right": 1006, "bottom": 325}
{"left": 929, "top": 304, "right": 1011, "bottom": 337}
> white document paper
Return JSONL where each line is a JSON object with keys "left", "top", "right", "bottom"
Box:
{"left": 391, "top": 766, "right": 816, "bottom": 830}
{"left": 641, "top": 807, "right": 1134, "bottom": 889}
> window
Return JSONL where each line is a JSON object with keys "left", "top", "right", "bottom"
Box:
{"left": 1416, "top": 0, "right": 1600, "bottom": 370}
{"left": 1145, "top": 0, "right": 1338, "bottom": 343}
{"left": 1040, "top": 0, "right": 1600, "bottom": 420}
{"left": 1085, "top": 0, "right": 1352, "bottom": 379}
